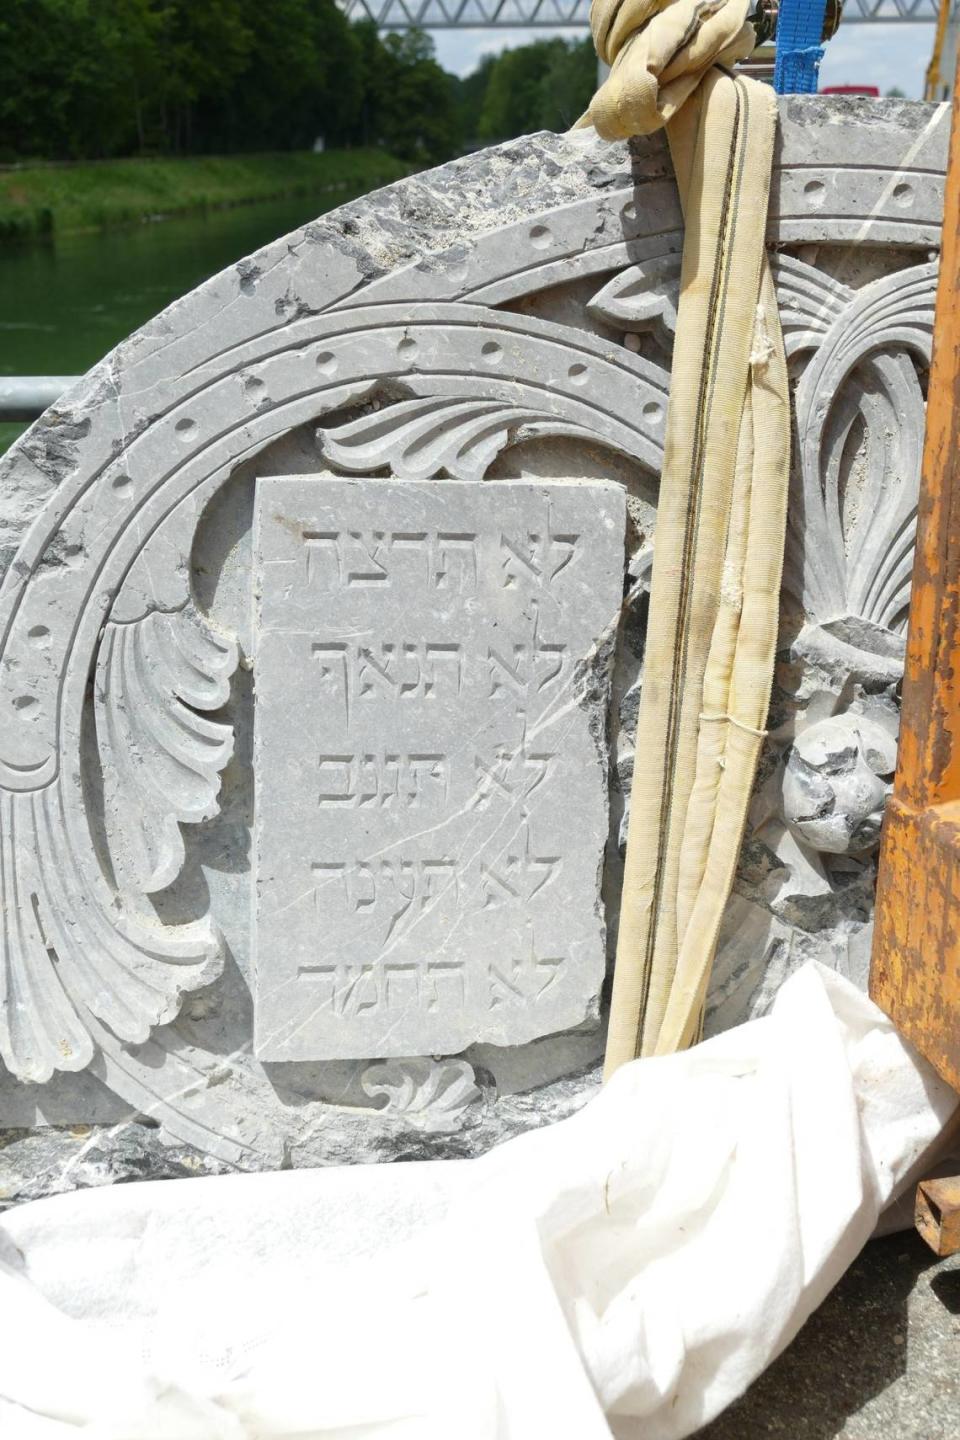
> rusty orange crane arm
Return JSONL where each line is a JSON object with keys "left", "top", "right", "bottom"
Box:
{"left": 871, "top": 53, "right": 960, "bottom": 1090}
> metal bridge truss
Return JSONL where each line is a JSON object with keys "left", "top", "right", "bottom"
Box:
{"left": 337, "top": 0, "right": 950, "bottom": 24}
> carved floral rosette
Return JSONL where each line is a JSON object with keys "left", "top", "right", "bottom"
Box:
{"left": 0, "top": 98, "right": 947, "bottom": 1171}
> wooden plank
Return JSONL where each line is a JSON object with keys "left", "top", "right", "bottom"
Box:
{"left": 870, "top": 63, "right": 960, "bottom": 1091}
{"left": 916, "top": 1176, "right": 960, "bottom": 1257}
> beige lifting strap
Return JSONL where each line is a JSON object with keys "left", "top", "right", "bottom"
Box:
{"left": 579, "top": 1, "right": 791, "bottom": 1073}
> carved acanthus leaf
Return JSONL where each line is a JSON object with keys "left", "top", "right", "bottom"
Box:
{"left": 1, "top": 784, "right": 225, "bottom": 1084}
{"left": 95, "top": 603, "right": 237, "bottom": 895}
{"left": 587, "top": 255, "right": 680, "bottom": 347}
{"left": 770, "top": 255, "right": 851, "bottom": 357}
{"left": 317, "top": 395, "right": 598, "bottom": 482}
{"left": 361, "top": 1057, "right": 481, "bottom": 1133}
{"left": 587, "top": 253, "right": 850, "bottom": 357}
{"left": 786, "top": 262, "right": 937, "bottom": 631}
{"left": 0, "top": 600, "right": 236, "bottom": 1085}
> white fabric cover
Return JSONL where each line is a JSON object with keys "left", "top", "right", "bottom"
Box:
{"left": 0, "top": 962, "right": 955, "bottom": 1439}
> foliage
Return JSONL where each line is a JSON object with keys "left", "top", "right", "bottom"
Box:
{"left": 477, "top": 38, "right": 596, "bottom": 142}
{"left": 346, "top": 27, "right": 459, "bottom": 163}
{"left": 453, "top": 54, "right": 497, "bottom": 148}
{"left": 0, "top": 0, "right": 457, "bottom": 163}
{"left": 0, "top": 149, "right": 411, "bottom": 241}
{"left": 0, "top": 3, "right": 595, "bottom": 167}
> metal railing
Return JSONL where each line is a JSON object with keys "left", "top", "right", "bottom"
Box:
{"left": 0, "top": 377, "right": 78, "bottom": 423}
{"left": 337, "top": 0, "right": 953, "bottom": 24}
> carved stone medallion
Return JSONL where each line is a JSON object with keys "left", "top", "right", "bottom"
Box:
{"left": 0, "top": 97, "right": 947, "bottom": 1195}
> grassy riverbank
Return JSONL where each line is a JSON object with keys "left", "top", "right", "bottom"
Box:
{"left": 0, "top": 149, "right": 412, "bottom": 242}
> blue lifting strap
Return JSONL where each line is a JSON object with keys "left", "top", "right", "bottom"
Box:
{"left": 774, "top": 0, "right": 829, "bottom": 93}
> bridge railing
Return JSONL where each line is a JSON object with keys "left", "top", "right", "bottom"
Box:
{"left": 335, "top": 0, "right": 953, "bottom": 25}
{"left": 0, "top": 378, "right": 78, "bottom": 423}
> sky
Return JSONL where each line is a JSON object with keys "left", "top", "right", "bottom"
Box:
{"left": 432, "top": 22, "right": 937, "bottom": 99}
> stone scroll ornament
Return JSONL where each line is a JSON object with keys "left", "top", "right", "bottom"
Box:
{"left": 0, "top": 99, "right": 947, "bottom": 1186}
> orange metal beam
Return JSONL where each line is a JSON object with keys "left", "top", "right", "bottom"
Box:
{"left": 916, "top": 1176, "right": 960, "bottom": 1255}
{"left": 870, "top": 59, "right": 960, "bottom": 1091}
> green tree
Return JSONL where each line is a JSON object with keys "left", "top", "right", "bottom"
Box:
{"left": 535, "top": 38, "right": 595, "bottom": 132}
{"left": 476, "top": 38, "right": 596, "bottom": 143}
{"left": 0, "top": 0, "right": 161, "bottom": 159}
{"left": 453, "top": 52, "right": 497, "bottom": 150}
{"left": 195, "top": 0, "right": 360, "bottom": 152}
{"left": 376, "top": 30, "right": 459, "bottom": 163}
{"left": 479, "top": 41, "right": 561, "bottom": 142}
{"left": 0, "top": 0, "right": 460, "bottom": 164}
{"left": 149, "top": 0, "right": 252, "bottom": 153}
{"left": 0, "top": 0, "right": 251, "bottom": 158}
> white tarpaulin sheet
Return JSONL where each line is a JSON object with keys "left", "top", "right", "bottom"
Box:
{"left": 0, "top": 963, "right": 955, "bottom": 1439}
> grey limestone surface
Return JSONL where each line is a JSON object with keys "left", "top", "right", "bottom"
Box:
{"left": 0, "top": 97, "right": 949, "bottom": 1195}
{"left": 253, "top": 475, "right": 624, "bottom": 1060}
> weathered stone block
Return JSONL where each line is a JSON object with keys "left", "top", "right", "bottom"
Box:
{"left": 253, "top": 476, "right": 624, "bottom": 1059}
{"left": 0, "top": 99, "right": 947, "bottom": 1199}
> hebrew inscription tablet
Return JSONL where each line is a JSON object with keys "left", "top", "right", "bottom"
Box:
{"left": 253, "top": 476, "right": 626, "bottom": 1060}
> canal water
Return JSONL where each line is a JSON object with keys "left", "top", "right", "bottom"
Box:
{"left": 0, "top": 190, "right": 364, "bottom": 456}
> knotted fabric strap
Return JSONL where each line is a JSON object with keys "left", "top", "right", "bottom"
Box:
{"left": 579, "top": 4, "right": 791, "bottom": 1071}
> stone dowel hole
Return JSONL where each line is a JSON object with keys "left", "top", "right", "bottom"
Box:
{"left": 242, "top": 374, "right": 267, "bottom": 404}
{"left": 568, "top": 363, "right": 589, "bottom": 385}
{"left": 316, "top": 351, "right": 338, "bottom": 377}
{"left": 174, "top": 417, "right": 197, "bottom": 441}
{"left": 529, "top": 224, "right": 552, "bottom": 249}
{"left": 27, "top": 625, "right": 50, "bottom": 648}
{"left": 481, "top": 341, "right": 503, "bottom": 364}
{"left": 803, "top": 179, "right": 826, "bottom": 208}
